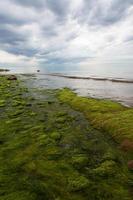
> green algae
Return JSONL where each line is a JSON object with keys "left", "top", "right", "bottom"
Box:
{"left": 0, "top": 100, "right": 6, "bottom": 107}
{"left": 0, "top": 76, "right": 133, "bottom": 200}
{"left": 58, "top": 88, "right": 133, "bottom": 142}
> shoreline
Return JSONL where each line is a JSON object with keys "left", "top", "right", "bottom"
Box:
{"left": 43, "top": 73, "right": 133, "bottom": 84}
{"left": 58, "top": 88, "right": 133, "bottom": 142}
{"left": 21, "top": 73, "right": 133, "bottom": 108}
{"left": 1, "top": 72, "right": 133, "bottom": 108}
{"left": 1, "top": 74, "right": 133, "bottom": 144}
{"left": 1, "top": 70, "right": 133, "bottom": 83}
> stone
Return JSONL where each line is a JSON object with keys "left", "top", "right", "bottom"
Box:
{"left": 127, "top": 160, "right": 133, "bottom": 170}
{"left": 7, "top": 75, "right": 17, "bottom": 81}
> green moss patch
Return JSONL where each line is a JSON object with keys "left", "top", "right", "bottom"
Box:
{"left": 58, "top": 88, "right": 133, "bottom": 143}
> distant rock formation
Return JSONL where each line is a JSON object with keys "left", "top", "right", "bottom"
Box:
{"left": 0, "top": 69, "right": 10, "bottom": 72}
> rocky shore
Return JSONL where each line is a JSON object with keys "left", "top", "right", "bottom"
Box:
{"left": 0, "top": 75, "right": 133, "bottom": 200}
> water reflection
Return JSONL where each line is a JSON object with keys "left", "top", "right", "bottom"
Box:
{"left": 21, "top": 74, "right": 133, "bottom": 107}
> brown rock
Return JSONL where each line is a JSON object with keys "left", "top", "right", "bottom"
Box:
{"left": 7, "top": 75, "right": 17, "bottom": 81}
{"left": 127, "top": 160, "right": 133, "bottom": 170}
{"left": 120, "top": 139, "right": 133, "bottom": 152}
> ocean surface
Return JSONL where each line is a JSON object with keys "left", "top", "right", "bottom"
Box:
{"left": 0, "top": 63, "right": 133, "bottom": 107}
{"left": 1, "top": 62, "right": 133, "bottom": 79}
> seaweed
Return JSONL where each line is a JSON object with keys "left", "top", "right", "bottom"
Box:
{"left": 0, "top": 76, "right": 132, "bottom": 200}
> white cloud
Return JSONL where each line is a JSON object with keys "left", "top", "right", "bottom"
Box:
{"left": 0, "top": 0, "right": 132, "bottom": 68}
{"left": 0, "top": 50, "right": 38, "bottom": 66}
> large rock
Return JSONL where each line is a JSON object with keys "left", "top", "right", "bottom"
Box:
{"left": 7, "top": 75, "right": 17, "bottom": 81}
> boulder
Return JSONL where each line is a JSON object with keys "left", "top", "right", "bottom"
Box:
{"left": 7, "top": 75, "right": 17, "bottom": 81}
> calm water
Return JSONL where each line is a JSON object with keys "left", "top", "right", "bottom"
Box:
{"left": 19, "top": 73, "right": 133, "bottom": 107}
{"left": 0, "top": 63, "right": 133, "bottom": 107}
{"left": 1, "top": 62, "right": 133, "bottom": 79}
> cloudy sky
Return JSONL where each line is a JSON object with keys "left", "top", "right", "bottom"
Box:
{"left": 0, "top": 0, "right": 133, "bottom": 69}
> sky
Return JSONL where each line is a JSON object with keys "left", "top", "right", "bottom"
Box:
{"left": 0, "top": 0, "right": 133, "bottom": 69}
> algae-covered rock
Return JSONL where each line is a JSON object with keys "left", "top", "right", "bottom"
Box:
{"left": 93, "top": 160, "right": 117, "bottom": 177}
{"left": 0, "top": 100, "right": 6, "bottom": 107}
{"left": 29, "top": 111, "right": 37, "bottom": 116}
{"left": 68, "top": 175, "right": 90, "bottom": 191}
{"left": 50, "top": 132, "right": 61, "bottom": 140}
{"left": 0, "top": 76, "right": 132, "bottom": 200}
{"left": 71, "top": 155, "right": 88, "bottom": 169}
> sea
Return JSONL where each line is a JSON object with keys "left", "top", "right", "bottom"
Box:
{"left": 0, "top": 62, "right": 133, "bottom": 107}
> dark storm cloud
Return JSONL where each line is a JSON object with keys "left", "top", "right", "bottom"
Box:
{"left": 77, "top": 0, "right": 133, "bottom": 26}
{"left": 13, "top": 0, "right": 70, "bottom": 18}
{"left": 46, "top": 0, "right": 70, "bottom": 17}
{"left": 0, "top": 14, "right": 25, "bottom": 25}
{"left": 0, "top": 27, "right": 25, "bottom": 45}
{"left": 0, "top": 0, "right": 70, "bottom": 59}
{"left": 0, "top": 0, "right": 132, "bottom": 66}
{"left": 12, "top": 0, "right": 133, "bottom": 26}
{"left": 7, "top": 46, "right": 38, "bottom": 57}
{"left": 12, "top": 0, "right": 44, "bottom": 8}
{"left": 0, "top": 27, "right": 37, "bottom": 57}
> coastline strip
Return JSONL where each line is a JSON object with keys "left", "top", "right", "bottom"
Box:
{"left": 44, "top": 73, "right": 133, "bottom": 83}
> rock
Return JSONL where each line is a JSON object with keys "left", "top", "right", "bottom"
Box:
{"left": 48, "top": 101, "right": 54, "bottom": 104}
{"left": 7, "top": 75, "right": 17, "bottom": 81}
{"left": 0, "top": 140, "right": 4, "bottom": 145}
{"left": 120, "top": 139, "right": 133, "bottom": 152}
{"left": 127, "top": 160, "right": 133, "bottom": 170}
{"left": 0, "top": 69, "right": 10, "bottom": 72}
{"left": 26, "top": 103, "right": 32, "bottom": 107}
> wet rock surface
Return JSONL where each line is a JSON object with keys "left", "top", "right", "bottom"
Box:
{"left": 7, "top": 75, "right": 17, "bottom": 80}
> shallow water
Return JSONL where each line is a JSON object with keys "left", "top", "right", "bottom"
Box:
{"left": 1, "top": 62, "right": 133, "bottom": 107}
{"left": 20, "top": 74, "right": 133, "bottom": 107}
